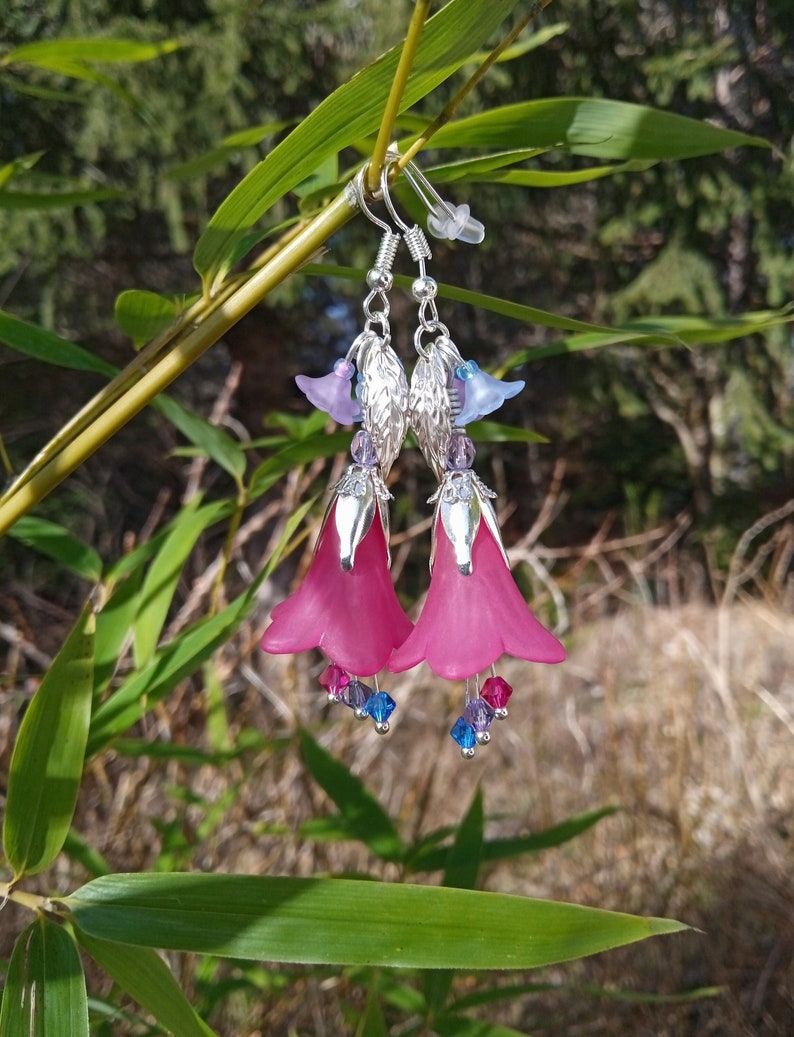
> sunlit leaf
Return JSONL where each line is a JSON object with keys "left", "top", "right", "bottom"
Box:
{"left": 422, "top": 97, "right": 771, "bottom": 159}
{"left": 132, "top": 498, "right": 231, "bottom": 669}
{"left": 77, "top": 932, "right": 217, "bottom": 1037}
{"left": 114, "top": 289, "right": 178, "bottom": 348}
{"left": 0, "top": 919, "right": 88, "bottom": 1037}
{"left": 156, "top": 395, "right": 248, "bottom": 482}
{"left": 7, "top": 516, "right": 102, "bottom": 581}
{"left": 64, "top": 872, "right": 689, "bottom": 969}
{"left": 3, "top": 603, "right": 95, "bottom": 878}
{"left": 2, "top": 38, "right": 182, "bottom": 67}
{"left": 0, "top": 151, "right": 45, "bottom": 189}
{"left": 193, "top": 0, "right": 523, "bottom": 284}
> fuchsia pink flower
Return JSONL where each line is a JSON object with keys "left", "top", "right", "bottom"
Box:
{"left": 261, "top": 496, "right": 412, "bottom": 677}
{"left": 388, "top": 514, "right": 565, "bottom": 681}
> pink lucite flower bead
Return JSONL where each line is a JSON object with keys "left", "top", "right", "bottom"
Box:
{"left": 261, "top": 500, "right": 412, "bottom": 676}
{"left": 388, "top": 519, "right": 565, "bottom": 681}
{"left": 295, "top": 358, "right": 362, "bottom": 425}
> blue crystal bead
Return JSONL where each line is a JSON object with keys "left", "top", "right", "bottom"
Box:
{"left": 364, "top": 691, "right": 396, "bottom": 725}
{"left": 344, "top": 678, "right": 372, "bottom": 718}
{"left": 450, "top": 717, "right": 476, "bottom": 751}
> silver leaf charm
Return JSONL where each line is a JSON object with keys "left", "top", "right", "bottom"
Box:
{"left": 409, "top": 344, "right": 454, "bottom": 481}
{"left": 357, "top": 332, "right": 409, "bottom": 478}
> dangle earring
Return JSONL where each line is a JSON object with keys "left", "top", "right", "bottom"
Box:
{"left": 260, "top": 167, "right": 413, "bottom": 734}
{"left": 382, "top": 154, "right": 567, "bottom": 758}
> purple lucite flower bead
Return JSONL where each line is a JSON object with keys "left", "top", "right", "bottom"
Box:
{"left": 481, "top": 675, "right": 513, "bottom": 718}
{"left": 318, "top": 662, "right": 350, "bottom": 701}
{"left": 295, "top": 358, "right": 362, "bottom": 425}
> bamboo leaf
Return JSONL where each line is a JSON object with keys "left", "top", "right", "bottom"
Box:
{"left": 163, "top": 121, "right": 290, "bottom": 182}
{"left": 7, "top": 516, "right": 103, "bottom": 581}
{"left": 0, "top": 151, "right": 46, "bottom": 189}
{"left": 156, "top": 395, "right": 248, "bottom": 482}
{"left": 0, "top": 918, "right": 88, "bottom": 1037}
{"left": 423, "top": 97, "right": 771, "bottom": 159}
{"left": 424, "top": 787, "right": 485, "bottom": 1012}
{"left": 114, "top": 289, "right": 178, "bottom": 348}
{"left": 0, "top": 309, "right": 116, "bottom": 375}
{"left": 299, "top": 731, "right": 405, "bottom": 863}
{"left": 76, "top": 932, "right": 217, "bottom": 1037}
{"left": 132, "top": 498, "right": 229, "bottom": 669}
{"left": 409, "top": 807, "right": 617, "bottom": 874}
{"left": 87, "top": 591, "right": 254, "bottom": 755}
{"left": 2, "top": 38, "right": 182, "bottom": 67}
{"left": 63, "top": 872, "right": 689, "bottom": 970}
{"left": 192, "top": 0, "right": 522, "bottom": 284}
{"left": 3, "top": 603, "right": 95, "bottom": 878}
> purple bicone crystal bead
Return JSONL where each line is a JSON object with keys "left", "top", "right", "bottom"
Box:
{"left": 318, "top": 662, "right": 350, "bottom": 701}
{"left": 446, "top": 429, "right": 476, "bottom": 471}
{"left": 464, "top": 697, "right": 494, "bottom": 732}
{"left": 344, "top": 678, "right": 372, "bottom": 716}
{"left": 351, "top": 429, "right": 378, "bottom": 467}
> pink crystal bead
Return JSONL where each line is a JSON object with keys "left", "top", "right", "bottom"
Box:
{"left": 318, "top": 662, "right": 350, "bottom": 701}
{"left": 481, "top": 675, "right": 513, "bottom": 714}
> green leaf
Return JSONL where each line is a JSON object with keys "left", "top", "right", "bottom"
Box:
{"left": 424, "top": 97, "right": 771, "bottom": 159}
{"left": 155, "top": 395, "right": 247, "bottom": 482}
{"left": 466, "top": 158, "right": 657, "bottom": 187}
{"left": 467, "top": 420, "right": 547, "bottom": 444}
{"left": 193, "top": 0, "right": 522, "bottom": 284}
{"left": 63, "top": 828, "right": 111, "bottom": 878}
{"left": 63, "top": 872, "right": 689, "bottom": 969}
{"left": 114, "top": 289, "right": 178, "bottom": 348}
{"left": 424, "top": 787, "right": 485, "bottom": 1012}
{"left": 0, "top": 918, "right": 88, "bottom": 1037}
{"left": 132, "top": 498, "right": 229, "bottom": 669}
{"left": 2, "top": 37, "right": 182, "bottom": 67}
{"left": 7, "top": 516, "right": 103, "bottom": 581}
{"left": 299, "top": 731, "right": 405, "bottom": 863}
{"left": 0, "top": 151, "right": 45, "bottom": 189}
{"left": 0, "top": 310, "right": 116, "bottom": 375}
{"left": 409, "top": 807, "right": 617, "bottom": 874}
{"left": 93, "top": 568, "right": 144, "bottom": 695}
{"left": 303, "top": 265, "right": 664, "bottom": 339}
{"left": 76, "top": 932, "right": 217, "bottom": 1037}
{"left": 87, "top": 590, "right": 253, "bottom": 756}
{"left": 3, "top": 603, "right": 95, "bottom": 878}
{"left": 248, "top": 431, "right": 351, "bottom": 499}
{"left": 467, "top": 22, "right": 570, "bottom": 63}
{"left": 163, "top": 121, "right": 289, "bottom": 182}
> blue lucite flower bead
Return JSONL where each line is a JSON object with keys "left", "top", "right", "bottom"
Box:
{"left": 453, "top": 360, "right": 525, "bottom": 426}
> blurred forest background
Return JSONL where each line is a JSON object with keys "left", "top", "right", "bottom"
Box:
{"left": 1, "top": 1, "right": 793, "bottom": 1035}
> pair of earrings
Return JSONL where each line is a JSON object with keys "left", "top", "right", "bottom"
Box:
{"left": 261, "top": 153, "right": 565, "bottom": 758}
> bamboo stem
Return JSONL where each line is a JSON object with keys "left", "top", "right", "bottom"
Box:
{"left": 0, "top": 191, "right": 355, "bottom": 536}
{"left": 365, "top": 0, "right": 432, "bottom": 195}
